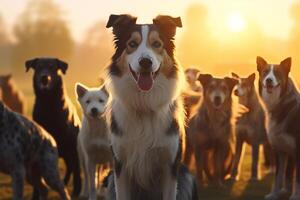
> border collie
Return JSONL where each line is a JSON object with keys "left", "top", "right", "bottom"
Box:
{"left": 106, "top": 14, "right": 197, "bottom": 200}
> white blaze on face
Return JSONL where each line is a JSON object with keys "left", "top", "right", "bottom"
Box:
{"left": 263, "top": 65, "right": 279, "bottom": 87}
{"left": 126, "top": 25, "right": 162, "bottom": 73}
{"left": 236, "top": 80, "right": 245, "bottom": 96}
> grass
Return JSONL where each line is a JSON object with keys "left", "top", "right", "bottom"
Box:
{"left": 0, "top": 145, "right": 290, "bottom": 200}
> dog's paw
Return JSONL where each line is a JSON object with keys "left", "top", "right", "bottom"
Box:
{"left": 290, "top": 194, "right": 300, "bottom": 200}
{"left": 265, "top": 192, "right": 281, "bottom": 200}
{"left": 278, "top": 188, "right": 289, "bottom": 196}
{"left": 228, "top": 173, "right": 239, "bottom": 181}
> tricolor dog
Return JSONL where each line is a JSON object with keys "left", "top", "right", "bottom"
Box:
{"left": 257, "top": 56, "right": 300, "bottom": 200}
{"left": 76, "top": 82, "right": 112, "bottom": 200}
{"left": 106, "top": 14, "right": 197, "bottom": 200}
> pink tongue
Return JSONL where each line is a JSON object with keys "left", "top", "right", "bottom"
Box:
{"left": 137, "top": 73, "right": 153, "bottom": 91}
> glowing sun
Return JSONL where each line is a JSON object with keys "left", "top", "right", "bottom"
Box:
{"left": 227, "top": 13, "right": 246, "bottom": 32}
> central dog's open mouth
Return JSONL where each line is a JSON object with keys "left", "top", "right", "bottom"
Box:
{"left": 129, "top": 65, "right": 160, "bottom": 92}
{"left": 264, "top": 84, "right": 280, "bottom": 94}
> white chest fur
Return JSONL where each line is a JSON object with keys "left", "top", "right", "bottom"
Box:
{"left": 261, "top": 87, "right": 281, "bottom": 110}
{"left": 110, "top": 101, "right": 179, "bottom": 187}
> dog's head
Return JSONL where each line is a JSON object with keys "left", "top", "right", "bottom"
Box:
{"left": 256, "top": 56, "right": 291, "bottom": 96}
{"left": 0, "top": 74, "right": 12, "bottom": 88}
{"left": 185, "top": 68, "right": 201, "bottom": 91}
{"left": 25, "top": 58, "right": 68, "bottom": 91}
{"left": 232, "top": 72, "right": 256, "bottom": 97}
{"left": 106, "top": 14, "right": 182, "bottom": 92}
{"left": 76, "top": 83, "right": 109, "bottom": 119}
{"left": 199, "top": 74, "right": 238, "bottom": 110}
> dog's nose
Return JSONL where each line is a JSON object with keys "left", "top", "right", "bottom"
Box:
{"left": 139, "top": 58, "right": 152, "bottom": 71}
{"left": 214, "top": 96, "right": 222, "bottom": 106}
{"left": 41, "top": 75, "right": 51, "bottom": 86}
{"left": 266, "top": 78, "right": 273, "bottom": 85}
{"left": 91, "top": 108, "right": 98, "bottom": 116}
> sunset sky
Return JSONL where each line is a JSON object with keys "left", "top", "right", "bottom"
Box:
{"left": 0, "top": 0, "right": 297, "bottom": 41}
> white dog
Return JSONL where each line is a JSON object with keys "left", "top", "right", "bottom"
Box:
{"left": 76, "top": 82, "right": 112, "bottom": 200}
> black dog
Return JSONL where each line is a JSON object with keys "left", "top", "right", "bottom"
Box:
{"left": 0, "top": 101, "right": 70, "bottom": 200}
{"left": 25, "top": 57, "right": 82, "bottom": 196}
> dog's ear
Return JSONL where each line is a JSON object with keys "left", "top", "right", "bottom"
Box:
{"left": 280, "top": 57, "right": 291, "bottom": 74}
{"left": 106, "top": 14, "right": 137, "bottom": 36}
{"left": 256, "top": 56, "right": 268, "bottom": 72}
{"left": 101, "top": 84, "right": 109, "bottom": 98}
{"left": 56, "top": 59, "right": 68, "bottom": 74}
{"left": 153, "top": 15, "right": 182, "bottom": 39}
{"left": 75, "top": 83, "right": 88, "bottom": 99}
{"left": 99, "top": 77, "right": 105, "bottom": 85}
{"left": 248, "top": 73, "right": 256, "bottom": 83}
{"left": 198, "top": 74, "right": 212, "bottom": 87}
{"left": 25, "top": 58, "right": 38, "bottom": 72}
{"left": 225, "top": 77, "right": 238, "bottom": 91}
{"left": 231, "top": 72, "right": 239, "bottom": 79}
{"left": 4, "top": 74, "right": 12, "bottom": 81}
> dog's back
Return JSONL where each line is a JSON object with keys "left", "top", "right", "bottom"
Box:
{"left": 0, "top": 75, "right": 26, "bottom": 114}
{"left": 0, "top": 102, "right": 70, "bottom": 200}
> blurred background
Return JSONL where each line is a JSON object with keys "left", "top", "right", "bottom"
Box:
{"left": 1, "top": 0, "right": 300, "bottom": 110}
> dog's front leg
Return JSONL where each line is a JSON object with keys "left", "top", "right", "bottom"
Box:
{"left": 251, "top": 144, "right": 260, "bottom": 180}
{"left": 114, "top": 169, "right": 130, "bottom": 200}
{"left": 162, "top": 169, "right": 177, "bottom": 200}
{"left": 265, "top": 152, "right": 288, "bottom": 200}
{"left": 231, "top": 135, "right": 244, "bottom": 180}
{"left": 87, "top": 159, "right": 97, "bottom": 200}
{"left": 290, "top": 147, "right": 300, "bottom": 200}
{"left": 12, "top": 165, "right": 25, "bottom": 200}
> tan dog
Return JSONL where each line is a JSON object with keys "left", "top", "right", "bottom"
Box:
{"left": 230, "top": 72, "right": 273, "bottom": 181}
{"left": 0, "top": 74, "right": 26, "bottom": 114}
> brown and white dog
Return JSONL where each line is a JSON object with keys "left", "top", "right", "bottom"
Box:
{"left": 230, "top": 72, "right": 273, "bottom": 181}
{"left": 105, "top": 14, "right": 197, "bottom": 200}
{"left": 257, "top": 56, "right": 300, "bottom": 200}
{"left": 186, "top": 74, "right": 237, "bottom": 186}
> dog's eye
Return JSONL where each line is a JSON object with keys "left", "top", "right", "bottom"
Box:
{"left": 152, "top": 41, "right": 162, "bottom": 48}
{"left": 262, "top": 69, "right": 268, "bottom": 75}
{"left": 86, "top": 100, "right": 90, "bottom": 104}
{"left": 99, "top": 99, "right": 104, "bottom": 103}
{"left": 128, "top": 41, "right": 139, "bottom": 48}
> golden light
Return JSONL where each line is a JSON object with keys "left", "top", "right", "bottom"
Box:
{"left": 227, "top": 12, "right": 246, "bottom": 32}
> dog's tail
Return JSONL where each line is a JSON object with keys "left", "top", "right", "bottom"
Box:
{"left": 177, "top": 164, "right": 199, "bottom": 200}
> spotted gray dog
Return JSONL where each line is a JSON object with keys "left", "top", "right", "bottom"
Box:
{"left": 0, "top": 101, "right": 70, "bottom": 200}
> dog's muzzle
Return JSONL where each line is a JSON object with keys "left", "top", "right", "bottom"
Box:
{"left": 39, "top": 75, "right": 52, "bottom": 89}
{"left": 129, "top": 57, "right": 160, "bottom": 92}
{"left": 264, "top": 78, "right": 279, "bottom": 94}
